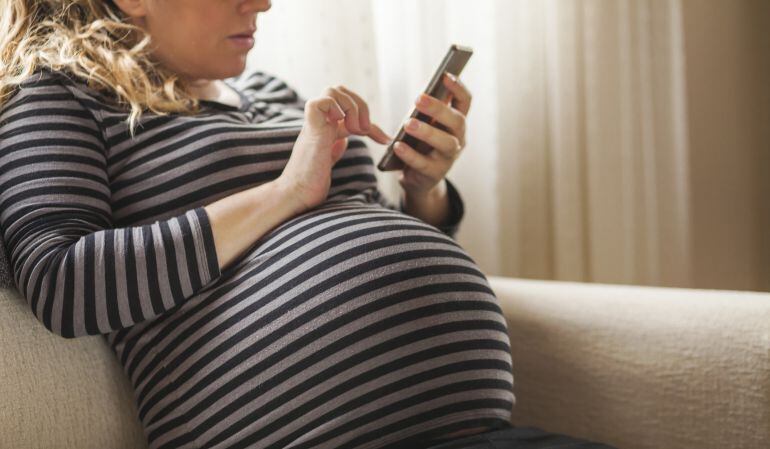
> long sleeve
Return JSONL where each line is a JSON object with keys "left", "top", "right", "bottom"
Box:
{"left": 0, "top": 235, "right": 12, "bottom": 289}
{"left": 0, "top": 74, "right": 222, "bottom": 338}
{"left": 436, "top": 177, "right": 465, "bottom": 238}
{"left": 232, "top": 69, "right": 308, "bottom": 112}
{"left": 372, "top": 175, "right": 466, "bottom": 240}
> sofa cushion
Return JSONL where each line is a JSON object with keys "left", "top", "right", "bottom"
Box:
{"left": 0, "top": 287, "right": 147, "bottom": 449}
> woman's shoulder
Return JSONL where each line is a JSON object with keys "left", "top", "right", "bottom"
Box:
{"left": 1, "top": 68, "right": 95, "bottom": 119}
{"left": 228, "top": 68, "right": 306, "bottom": 108}
{"left": 10, "top": 67, "right": 118, "bottom": 112}
{"left": 0, "top": 68, "right": 106, "bottom": 157}
{"left": 228, "top": 68, "right": 284, "bottom": 93}
{"left": 4, "top": 67, "right": 70, "bottom": 103}
{"left": 17, "top": 67, "right": 102, "bottom": 97}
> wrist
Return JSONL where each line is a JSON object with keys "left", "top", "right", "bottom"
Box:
{"left": 404, "top": 178, "right": 448, "bottom": 203}
{"left": 402, "top": 179, "right": 450, "bottom": 226}
{"left": 270, "top": 178, "right": 307, "bottom": 216}
{"left": 404, "top": 179, "right": 447, "bottom": 206}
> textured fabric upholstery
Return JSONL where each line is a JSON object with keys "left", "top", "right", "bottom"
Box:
{"left": 0, "top": 286, "right": 147, "bottom": 449}
{"left": 490, "top": 276, "right": 770, "bottom": 449}
{"left": 2, "top": 276, "right": 768, "bottom": 449}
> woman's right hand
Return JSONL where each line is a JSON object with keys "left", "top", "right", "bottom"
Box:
{"left": 277, "top": 86, "right": 392, "bottom": 214}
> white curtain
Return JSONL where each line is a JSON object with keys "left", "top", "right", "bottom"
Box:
{"left": 247, "top": 0, "right": 695, "bottom": 288}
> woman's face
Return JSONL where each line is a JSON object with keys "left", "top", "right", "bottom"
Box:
{"left": 113, "top": 0, "right": 272, "bottom": 81}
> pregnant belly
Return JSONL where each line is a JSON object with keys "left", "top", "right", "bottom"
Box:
{"left": 116, "top": 200, "right": 514, "bottom": 449}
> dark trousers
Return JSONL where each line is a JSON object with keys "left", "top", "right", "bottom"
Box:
{"left": 423, "top": 423, "right": 618, "bottom": 449}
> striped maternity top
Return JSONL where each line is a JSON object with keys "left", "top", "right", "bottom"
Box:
{"left": 0, "top": 67, "right": 514, "bottom": 449}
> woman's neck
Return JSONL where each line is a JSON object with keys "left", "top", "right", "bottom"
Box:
{"left": 188, "top": 79, "right": 242, "bottom": 109}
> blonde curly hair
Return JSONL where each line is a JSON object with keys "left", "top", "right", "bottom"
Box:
{"left": 0, "top": 0, "right": 207, "bottom": 139}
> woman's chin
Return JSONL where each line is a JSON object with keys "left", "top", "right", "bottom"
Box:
{"left": 210, "top": 60, "right": 249, "bottom": 80}
{"left": 232, "top": 56, "right": 250, "bottom": 71}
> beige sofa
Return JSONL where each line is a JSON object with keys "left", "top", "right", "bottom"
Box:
{"left": 1, "top": 276, "right": 768, "bottom": 449}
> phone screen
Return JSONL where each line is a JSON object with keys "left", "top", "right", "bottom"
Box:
{"left": 377, "top": 44, "right": 473, "bottom": 172}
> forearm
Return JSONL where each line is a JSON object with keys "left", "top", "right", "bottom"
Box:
{"left": 400, "top": 179, "right": 451, "bottom": 228}
{"left": 205, "top": 180, "right": 303, "bottom": 272}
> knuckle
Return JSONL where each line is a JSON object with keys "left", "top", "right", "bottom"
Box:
{"left": 309, "top": 96, "right": 328, "bottom": 107}
{"left": 339, "top": 85, "right": 366, "bottom": 105}
{"left": 454, "top": 110, "right": 465, "bottom": 125}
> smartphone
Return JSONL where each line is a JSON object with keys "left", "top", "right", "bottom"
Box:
{"left": 377, "top": 44, "right": 473, "bottom": 171}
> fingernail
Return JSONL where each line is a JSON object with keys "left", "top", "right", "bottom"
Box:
{"left": 446, "top": 72, "right": 457, "bottom": 83}
{"left": 416, "top": 94, "right": 429, "bottom": 107}
{"left": 406, "top": 119, "right": 419, "bottom": 131}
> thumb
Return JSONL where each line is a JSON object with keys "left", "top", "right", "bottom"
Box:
{"left": 330, "top": 137, "right": 349, "bottom": 164}
{"left": 306, "top": 97, "right": 346, "bottom": 129}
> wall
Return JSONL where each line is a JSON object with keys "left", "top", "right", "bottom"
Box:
{"left": 681, "top": 0, "right": 770, "bottom": 291}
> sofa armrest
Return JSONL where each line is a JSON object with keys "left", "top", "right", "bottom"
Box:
{"left": 487, "top": 276, "right": 770, "bottom": 449}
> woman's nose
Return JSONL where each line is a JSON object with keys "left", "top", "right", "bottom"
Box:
{"left": 238, "top": 0, "right": 272, "bottom": 15}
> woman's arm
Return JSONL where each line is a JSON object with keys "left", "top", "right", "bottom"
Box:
{"left": 205, "top": 178, "right": 301, "bottom": 272}
{"left": 0, "top": 73, "right": 299, "bottom": 338}
{"left": 401, "top": 178, "right": 451, "bottom": 228}
{"left": 370, "top": 153, "right": 466, "bottom": 240}
{"left": 402, "top": 177, "right": 465, "bottom": 239}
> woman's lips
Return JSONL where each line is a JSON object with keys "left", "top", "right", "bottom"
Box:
{"left": 228, "top": 35, "right": 255, "bottom": 49}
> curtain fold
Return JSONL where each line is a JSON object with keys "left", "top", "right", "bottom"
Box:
{"left": 368, "top": 0, "right": 693, "bottom": 287}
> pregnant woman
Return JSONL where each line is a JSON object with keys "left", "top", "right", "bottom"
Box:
{"left": 0, "top": 1, "right": 613, "bottom": 449}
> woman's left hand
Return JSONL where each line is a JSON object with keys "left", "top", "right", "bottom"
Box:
{"left": 394, "top": 72, "right": 472, "bottom": 197}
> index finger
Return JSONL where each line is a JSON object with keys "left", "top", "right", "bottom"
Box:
{"left": 336, "top": 86, "right": 393, "bottom": 144}
{"left": 337, "top": 86, "right": 371, "bottom": 131}
{"left": 443, "top": 72, "right": 472, "bottom": 116}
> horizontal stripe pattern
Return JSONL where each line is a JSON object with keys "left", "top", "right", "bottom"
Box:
{"left": 0, "top": 68, "right": 512, "bottom": 449}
